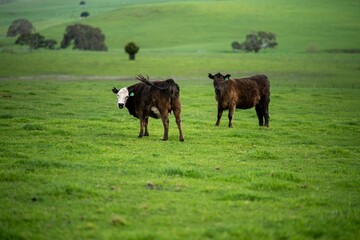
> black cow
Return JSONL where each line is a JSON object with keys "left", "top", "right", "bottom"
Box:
{"left": 112, "top": 75, "right": 184, "bottom": 141}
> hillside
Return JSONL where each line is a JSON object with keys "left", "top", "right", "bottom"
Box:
{"left": 2, "top": 0, "right": 359, "bottom": 52}
{"left": 0, "top": 0, "right": 359, "bottom": 87}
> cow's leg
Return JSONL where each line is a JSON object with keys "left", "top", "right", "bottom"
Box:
{"left": 255, "top": 104, "right": 264, "bottom": 126}
{"left": 161, "top": 114, "right": 170, "bottom": 141}
{"left": 264, "top": 99, "right": 270, "bottom": 127}
{"left": 173, "top": 108, "right": 184, "bottom": 141}
{"left": 138, "top": 118, "right": 145, "bottom": 138}
{"left": 215, "top": 107, "right": 223, "bottom": 126}
{"left": 144, "top": 117, "right": 149, "bottom": 136}
{"left": 228, "top": 105, "right": 235, "bottom": 128}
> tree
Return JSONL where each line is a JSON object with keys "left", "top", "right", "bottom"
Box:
{"left": 7, "top": 19, "right": 34, "bottom": 37}
{"left": 124, "top": 42, "right": 139, "bottom": 60}
{"left": 80, "top": 11, "right": 89, "bottom": 18}
{"left": 15, "top": 33, "right": 57, "bottom": 49}
{"left": 231, "top": 31, "right": 278, "bottom": 53}
{"left": 60, "top": 24, "right": 107, "bottom": 51}
{"left": 231, "top": 41, "right": 241, "bottom": 52}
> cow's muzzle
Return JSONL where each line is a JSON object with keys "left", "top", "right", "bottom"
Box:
{"left": 118, "top": 103, "right": 124, "bottom": 109}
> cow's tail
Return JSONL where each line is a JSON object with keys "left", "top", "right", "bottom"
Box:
{"left": 167, "top": 80, "right": 180, "bottom": 112}
{"left": 136, "top": 75, "right": 166, "bottom": 90}
{"left": 168, "top": 79, "right": 180, "bottom": 100}
{"left": 136, "top": 74, "right": 179, "bottom": 97}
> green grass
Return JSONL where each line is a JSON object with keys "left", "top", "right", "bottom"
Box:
{"left": 0, "top": 79, "right": 359, "bottom": 239}
{"left": 1, "top": 50, "right": 359, "bottom": 88}
{"left": 0, "top": 0, "right": 360, "bottom": 239}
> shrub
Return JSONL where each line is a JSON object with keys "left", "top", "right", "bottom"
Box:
{"left": 124, "top": 42, "right": 139, "bottom": 60}
{"left": 7, "top": 19, "right": 34, "bottom": 37}
{"left": 60, "top": 24, "right": 107, "bottom": 51}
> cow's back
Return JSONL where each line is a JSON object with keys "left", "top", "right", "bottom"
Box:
{"left": 247, "top": 75, "right": 270, "bottom": 97}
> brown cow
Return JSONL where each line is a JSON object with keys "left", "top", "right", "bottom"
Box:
{"left": 112, "top": 75, "right": 184, "bottom": 141}
{"left": 208, "top": 72, "right": 270, "bottom": 127}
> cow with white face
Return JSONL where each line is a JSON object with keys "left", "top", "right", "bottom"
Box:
{"left": 115, "top": 87, "right": 129, "bottom": 109}
{"left": 112, "top": 75, "right": 184, "bottom": 141}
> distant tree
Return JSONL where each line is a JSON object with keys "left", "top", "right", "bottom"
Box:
{"left": 257, "top": 31, "right": 277, "bottom": 49}
{"left": 80, "top": 11, "right": 89, "bottom": 18}
{"left": 80, "top": 1, "right": 86, "bottom": 5}
{"left": 232, "top": 31, "right": 278, "bottom": 53}
{"left": 15, "top": 33, "right": 57, "bottom": 49}
{"left": 124, "top": 42, "right": 139, "bottom": 60}
{"left": 244, "top": 33, "right": 262, "bottom": 53}
{"left": 7, "top": 19, "right": 34, "bottom": 37}
{"left": 61, "top": 24, "right": 107, "bottom": 51}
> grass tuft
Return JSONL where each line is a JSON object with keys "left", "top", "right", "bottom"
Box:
{"left": 22, "top": 124, "right": 45, "bottom": 131}
{"left": 111, "top": 214, "right": 126, "bottom": 226}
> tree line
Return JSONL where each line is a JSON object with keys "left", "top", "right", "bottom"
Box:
{"left": 7, "top": 18, "right": 278, "bottom": 60}
{"left": 7, "top": 18, "right": 141, "bottom": 60}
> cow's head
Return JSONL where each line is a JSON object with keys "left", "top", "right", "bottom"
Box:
{"left": 208, "top": 73, "right": 231, "bottom": 81}
{"left": 112, "top": 87, "right": 129, "bottom": 109}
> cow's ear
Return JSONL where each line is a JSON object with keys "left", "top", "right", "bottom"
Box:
{"left": 208, "top": 73, "right": 214, "bottom": 79}
{"left": 224, "top": 74, "right": 231, "bottom": 80}
{"left": 129, "top": 92, "right": 135, "bottom": 97}
{"left": 112, "top": 87, "right": 119, "bottom": 94}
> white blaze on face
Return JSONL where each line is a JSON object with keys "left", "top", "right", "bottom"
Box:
{"left": 117, "top": 87, "right": 129, "bottom": 108}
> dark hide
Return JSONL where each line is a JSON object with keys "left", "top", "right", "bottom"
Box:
{"left": 208, "top": 72, "right": 270, "bottom": 127}
{"left": 112, "top": 75, "right": 184, "bottom": 141}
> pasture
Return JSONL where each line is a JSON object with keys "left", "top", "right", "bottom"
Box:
{"left": 1, "top": 0, "right": 360, "bottom": 239}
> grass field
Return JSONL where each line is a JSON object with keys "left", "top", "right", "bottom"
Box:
{"left": 1, "top": 0, "right": 360, "bottom": 239}
{"left": 1, "top": 80, "right": 359, "bottom": 239}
